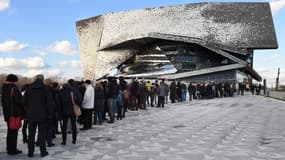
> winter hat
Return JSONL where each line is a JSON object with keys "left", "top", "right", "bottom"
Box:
{"left": 6, "top": 74, "right": 18, "bottom": 82}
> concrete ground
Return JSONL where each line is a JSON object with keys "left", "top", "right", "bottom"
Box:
{"left": 1, "top": 93, "right": 285, "bottom": 160}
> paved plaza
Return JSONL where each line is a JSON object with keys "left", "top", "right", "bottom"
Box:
{"left": 1, "top": 94, "right": 285, "bottom": 160}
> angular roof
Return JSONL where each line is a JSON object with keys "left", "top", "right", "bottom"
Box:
{"left": 76, "top": 2, "right": 278, "bottom": 80}
{"left": 77, "top": 2, "right": 278, "bottom": 50}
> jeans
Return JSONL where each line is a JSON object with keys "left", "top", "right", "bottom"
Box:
{"left": 182, "top": 89, "right": 186, "bottom": 101}
{"left": 107, "top": 98, "right": 117, "bottom": 122}
{"left": 94, "top": 112, "right": 103, "bottom": 124}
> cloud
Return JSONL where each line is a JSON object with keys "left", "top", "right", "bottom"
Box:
{"left": 0, "top": 0, "right": 9, "bottom": 11}
{"left": 25, "top": 69, "right": 63, "bottom": 78}
{"left": 58, "top": 60, "right": 81, "bottom": 68}
{"left": 24, "top": 69, "right": 84, "bottom": 81}
{"left": 48, "top": 40, "right": 78, "bottom": 56}
{"left": 32, "top": 49, "right": 48, "bottom": 57}
{"left": 270, "top": 53, "right": 281, "bottom": 59}
{"left": 0, "top": 40, "right": 28, "bottom": 53}
{"left": 270, "top": 0, "right": 285, "bottom": 15}
{"left": 0, "top": 57, "right": 47, "bottom": 70}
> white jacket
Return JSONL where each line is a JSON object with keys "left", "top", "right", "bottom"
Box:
{"left": 82, "top": 84, "right": 95, "bottom": 109}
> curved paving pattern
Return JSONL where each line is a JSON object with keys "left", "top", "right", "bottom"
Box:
{"left": 1, "top": 94, "right": 285, "bottom": 159}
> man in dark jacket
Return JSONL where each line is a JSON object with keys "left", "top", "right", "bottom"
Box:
{"left": 188, "top": 82, "right": 196, "bottom": 101}
{"left": 170, "top": 81, "right": 177, "bottom": 103}
{"left": 138, "top": 81, "right": 148, "bottom": 109}
{"left": 1, "top": 74, "right": 23, "bottom": 155}
{"left": 23, "top": 74, "right": 53, "bottom": 158}
{"left": 130, "top": 78, "right": 139, "bottom": 110}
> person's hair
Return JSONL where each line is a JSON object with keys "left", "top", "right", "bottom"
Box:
{"left": 85, "top": 80, "right": 91, "bottom": 84}
{"left": 35, "top": 74, "right": 44, "bottom": 81}
{"left": 95, "top": 82, "right": 102, "bottom": 88}
{"left": 51, "top": 82, "right": 59, "bottom": 88}
{"left": 44, "top": 78, "right": 53, "bottom": 86}
{"left": 68, "top": 79, "right": 75, "bottom": 86}
{"left": 6, "top": 74, "right": 18, "bottom": 82}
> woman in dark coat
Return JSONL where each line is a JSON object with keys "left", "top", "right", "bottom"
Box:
{"left": 94, "top": 82, "right": 105, "bottom": 125}
{"left": 170, "top": 81, "right": 177, "bottom": 103}
{"left": 1, "top": 74, "right": 23, "bottom": 155}
{"left": 58, "top": 83, "right": 77, "bottom": 145}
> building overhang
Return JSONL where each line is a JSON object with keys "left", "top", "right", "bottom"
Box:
{"left": 76, "top": 2, "right": 278, "bottom": 80}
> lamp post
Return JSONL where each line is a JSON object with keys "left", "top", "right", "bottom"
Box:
{"left": 276, "top": 68, "right": 280, "bottom": 91}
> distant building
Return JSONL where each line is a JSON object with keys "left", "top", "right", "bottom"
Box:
{"left": 76, "top": 2, "right": 278, "bottom": 82}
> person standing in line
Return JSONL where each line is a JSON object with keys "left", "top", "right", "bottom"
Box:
{"left": 116, "top": 90, "right": 124, "bottom": 120}
{"left": 176, "top": 81, "right": 182, "bottom": 102}
{"left": 149, "top": 83, "right": 155, "bottom": 107}
{"left": 157, "top": 80, "right": 168, "bottom": 108}
{"left": 94, "top": 82, "right": 105, "bottom": 125}
{"left": 58, "top": 83, "right": 77, "bottom": 145}
{"left": 138, "top": 81, "right": 148, "bottom": 110}
{"left": 130, "top": 78, "right": 139, "bottom": 111}
{"left": 23, "top": 74, "right": 53, "bottom": 158}
{"left": 250, "top": 83, "right": 255, "bottom": 95}
{"left": 170, "top": 81, "right": 177, "bottom": 103}
{"left": 154, "top": 80, "right": 159, "bottom": 105}
{"left": 81, "top": 80, "right": 94, "bottom": 130}
{"left": 44, "top": 79, "right": 56, "bottom": 147}
{"left": 118, "top": 76, "right": 128, "bottom": 117}
{"left": 1, "top": 74, "right": 24, "bottom": 155}
{"left": 106, "top": 78, "right": 119, "bottom": 123}
{"left": 21, "top": 84, "right": 30, "bottom": 144}
{"left": 188, "top": 82, "right": 195, "bottom": 101}
{"left": 165, "top": 82, "right": 169, "bottom": 104}
{"left": 50, "top": 82, "right": 61, "bottom": 136}
{"left": 145, "top": 81, "right": 152, "bottom": 106}
{"left": 181, "top": 82, "right": 187, "bottom": 102}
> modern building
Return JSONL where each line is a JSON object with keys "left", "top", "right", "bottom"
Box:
{"left": 76, "top": 2, "right": 278, "bottom": 82}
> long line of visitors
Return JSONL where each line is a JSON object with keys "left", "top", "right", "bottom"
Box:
{"left": 1, "top": 73, "right": 262, "bottom": 158}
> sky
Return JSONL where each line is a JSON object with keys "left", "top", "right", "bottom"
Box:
{"left": 0, "top": 0, "right": 284, "bottom": 86}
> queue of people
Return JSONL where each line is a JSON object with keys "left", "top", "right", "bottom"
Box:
{"left": 1, "top": 73, "right": 259, "bottom": 158}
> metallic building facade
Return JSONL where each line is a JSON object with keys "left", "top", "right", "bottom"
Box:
{"left": 76, "top": 2, "right": 278, "bottom": 81}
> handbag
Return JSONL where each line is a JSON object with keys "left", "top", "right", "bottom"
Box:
{"left": 71, "top": 92, "right": 81, "bottom": 117}
{"left": 8, "top": 87, "right": 22, "bottom": 130}
{"left": 9, "top": 116, "right": 22, "bottom": 130}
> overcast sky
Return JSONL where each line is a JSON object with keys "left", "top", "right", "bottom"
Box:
{"left": 0, "top": 0, "right": 284, "bottom": 85}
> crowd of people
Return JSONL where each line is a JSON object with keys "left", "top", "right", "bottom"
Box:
{"left": 1, "top": 73, "right": 262, "bottom": 158}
